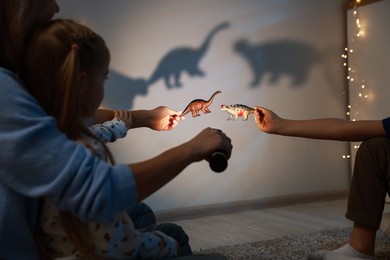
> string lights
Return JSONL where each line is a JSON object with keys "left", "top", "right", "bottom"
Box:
{"left": 342, "top": 0, "right": 368, "bottom": 159}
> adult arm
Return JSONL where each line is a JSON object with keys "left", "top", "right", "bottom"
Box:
{"left": 91, "top": 110, "right": 231, "bottom": 201}
{"left": 0, "top": 69, "right": 136, "bottom": 223}
{"left": 130, "top": 127, "right": 233, "bottom": 201}
{"left": 0, "top": 70, "right": 232, "bottom": 220}
{"left": 254, "top": 106, "right": 387, "bottom": 142}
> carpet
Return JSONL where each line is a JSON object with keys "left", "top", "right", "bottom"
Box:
{"left": 194, "top": 227, "right": 390, "bottom": 259}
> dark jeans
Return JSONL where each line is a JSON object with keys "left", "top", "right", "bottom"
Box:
{"left": 346, "top": 137, "right": 390, "bottom": 229}
{"left": 127, "top": 202, "right": 157, "bottom": 229}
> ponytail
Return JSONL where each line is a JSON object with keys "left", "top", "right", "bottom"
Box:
{"left": 22, "top": 19, "right": 111, "bottom": 258}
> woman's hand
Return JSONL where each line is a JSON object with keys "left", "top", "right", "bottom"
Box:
{"left": 185, "top": 127, "right": 233, "bottom": 162}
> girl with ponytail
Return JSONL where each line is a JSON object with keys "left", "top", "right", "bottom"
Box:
{"left": 22, "top": 19, "right": 184, "bottom": 259}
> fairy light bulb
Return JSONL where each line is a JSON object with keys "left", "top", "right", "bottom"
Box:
{"left": 341, "top": 1, "right": 370, "bottom": 160}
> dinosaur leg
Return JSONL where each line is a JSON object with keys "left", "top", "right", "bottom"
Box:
{"left": 203, "top": 108, "right": 211, "bottom": 114}
{"left": 164, "top": 76, "right": 172, "bottom": 89}
{"left": 251, "top": 73, "right": 261, "bottom": 87}
{"left": 174, "top": 73, "right": 182, "bottom": 87}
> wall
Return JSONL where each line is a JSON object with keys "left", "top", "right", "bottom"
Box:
{"left": 56, "top": 0, "right": 350, "bottom": 212}
{"left": 346, "top": 0, "right": 390, "bottom": 170}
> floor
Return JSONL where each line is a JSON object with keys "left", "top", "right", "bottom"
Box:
{"left": 170, "top": 199, "right": 390, "bottom": 251}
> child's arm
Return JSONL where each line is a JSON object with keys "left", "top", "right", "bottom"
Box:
{"left": 90, "top": 118, "right": 128, "bottom": 143}
{"left": 254, "top": 106, "right": 387, "bottom": 142}
{"left": 93, "top": 109, "right": 114, "bottom": 124}
{"left": 128, "top": 106, "right": 184, "bottom": 131}
{"left": 93, "top": 107, "right": 184, "bottom": 131}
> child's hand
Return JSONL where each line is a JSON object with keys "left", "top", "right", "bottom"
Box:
{"left": 254, "top": 106, "right": 282, "bottom": 134}
{"left": 150, "top": 106, "right": 185, "bottom": 131}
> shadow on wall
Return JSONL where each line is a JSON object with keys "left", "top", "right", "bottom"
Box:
{"left": 146, "top": 22, "right": 230, "bottom": 89}
{"left": 102, "top": 70, "right": 148, "bottom": 109}
{"left": 102, "top": 22, "right": 335, "bottom": 109}
{"left": 102, "top": 22, "right": 230, "bottom": 109}
{"left": 234, "top": 39, "right": 323, "bottom": 88}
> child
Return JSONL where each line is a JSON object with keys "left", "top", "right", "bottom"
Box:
{"left": 253, "top": 106, "right": 389, "bottom": 259}
{"left": 21, "top": 18, "right": 185, "bottom": 259}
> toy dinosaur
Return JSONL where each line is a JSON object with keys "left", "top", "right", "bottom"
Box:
{"left": 220, "top": 104, "right": 254, "bottom": 121}
{"left": 181, "top": 90, "right": 221, "bottom": 117}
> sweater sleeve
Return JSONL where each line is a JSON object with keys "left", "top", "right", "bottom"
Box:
{"left": 382, "top": 117, "right": 390, "bottom": 137}
{"left": 0, "top": 69, "right": 137, "bottom": 223}
{"left": 91, "top": 118, "right": 128, "bottom": 143}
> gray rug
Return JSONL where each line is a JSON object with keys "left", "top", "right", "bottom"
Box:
{"left": 194, "top": 227, "right": 390, "bottom": 259}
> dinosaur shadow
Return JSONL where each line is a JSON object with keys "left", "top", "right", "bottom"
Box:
{"left": 234, "top": 39, "right": 322, "bottom": 88}
{"left": 102, "top": 69, "right": 148, "bottom": 109}
{"left": 102, "top": 22, "right": 230, "bottom": 109}
{"left": 146, "top": 22, "right": 230, "bottom": 89}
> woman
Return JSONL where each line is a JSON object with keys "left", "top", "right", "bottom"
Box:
{"left": 0, "top": 1, "right": 232, "bottom": 258}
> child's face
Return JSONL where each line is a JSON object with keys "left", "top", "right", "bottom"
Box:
{"left": 80, "top": 62, "right": 109, "bottom": 119}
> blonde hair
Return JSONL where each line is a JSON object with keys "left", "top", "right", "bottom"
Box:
{"left": 22, "top": 19, "right": 112, "bottom": 259}
{"left": 0, "top": 0, "right": 57, "bottom": 72}
{"left": 22, "top": 19, "right": 110, "bottom": 140}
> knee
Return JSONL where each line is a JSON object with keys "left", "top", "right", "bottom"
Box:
{"left": 157, "top": 223, "right": 189, "bottom": 244}
{"left": 358, "top": 137, "right": 390, "bottom": 156}
{"left": 356, "top": 137, "right": 390, "bottom": 173}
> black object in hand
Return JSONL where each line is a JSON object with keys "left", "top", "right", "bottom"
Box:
{"left": 209, "top": 151, "right": 228, "bottom": 173}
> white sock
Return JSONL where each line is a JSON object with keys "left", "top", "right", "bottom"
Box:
{"left": 333, "top": 244, "right": 374, "bottom": 259}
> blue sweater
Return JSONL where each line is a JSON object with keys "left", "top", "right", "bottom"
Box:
{"left": 0, "top": 68, "right": 137, "bottom": 259}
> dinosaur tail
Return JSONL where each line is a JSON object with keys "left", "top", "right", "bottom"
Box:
{"left": 181, "top": 104, "right": 191, "bottom": 116}
{"left": 198, "top": 22, "right": 230, "bottom": 56}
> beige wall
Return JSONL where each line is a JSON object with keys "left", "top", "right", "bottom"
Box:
{"left": 57, "top": 0, "right": 350, "bottom": 212}
{"left": 347, "top": 0, "right": 390, "bottom": 172}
